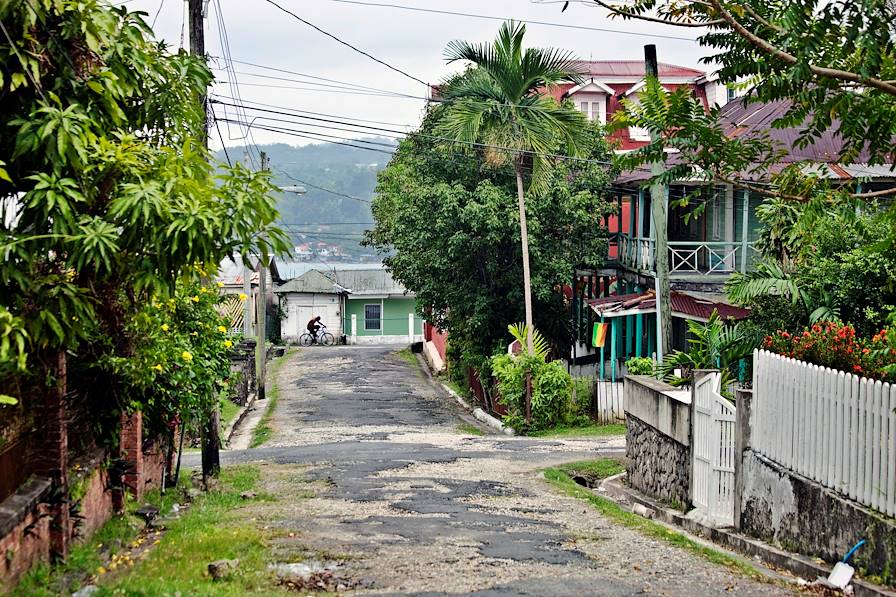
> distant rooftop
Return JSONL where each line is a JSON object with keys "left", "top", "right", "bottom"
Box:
{"left": 276, "top": 266, "right": 411, "bottom": 297}
{"left": 575, "top": 60, "right": 705, "bottom": 79}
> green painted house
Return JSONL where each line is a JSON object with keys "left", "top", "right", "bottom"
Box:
{"left": 275, "top": 266, "right": 422, "bottom": 345}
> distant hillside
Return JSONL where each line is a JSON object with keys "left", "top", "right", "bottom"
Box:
{"left": 215, "top": 139, "right": 396, "bottom": 259}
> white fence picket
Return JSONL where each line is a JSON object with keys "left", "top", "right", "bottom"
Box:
{"left": 753, "top": 350, "right": 895, "bottom": 517}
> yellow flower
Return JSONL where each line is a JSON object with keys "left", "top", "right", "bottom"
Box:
{"left": 223, "top": 340, "right": 233, "bottom": 348}
{"left": 190, "top": 331, "right": 198, "bottom": 336}
{"left": 216, "top": 281, "right": 224, "bottom": 288}
{"left": 191, "top": 295, "right": 200, "bottom": 303}
{"left": 97, "top": 566, "right": 107, "bottom": 575}
{"left": 200, "top": 287, "right": 207, "bottom": 294}
{"left": 217, "top": 325, "right": 227, "bottom": 333}
{"left": 152, "top": 364, "right": 163, "bottom": 372}
{"left": 239, "top": 293, "right": 248, "bottom": 301}
{"left": 160, "top": 324, "right": 169, "bottom": 332}
{"left": 181, "top": 351, "right": 193, "bottom": 362}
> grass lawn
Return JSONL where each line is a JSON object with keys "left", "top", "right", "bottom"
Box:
{"left": 16, "top": 466, "right": 291, "bottom": 597}
{"left": 543, "top": 460, "right": 766, "bottom": 582}
{"left": 529, "top": 423, "right": 626, "bottom": 438}
{"left": 250, "top": 348, "right": 293, "bottom": 448}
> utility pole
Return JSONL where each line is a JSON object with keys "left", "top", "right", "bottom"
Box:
{"left": 644, "top": 44, "right": 672, "bottom": 362}
{"left": 190, "top": 0, "right": 220, "bottom": 479}
{"left": 256, "top": 152, "right": 269, "bottom": 401}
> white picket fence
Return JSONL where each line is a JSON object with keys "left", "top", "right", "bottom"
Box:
{"left": 691, "top": 372, "right": 737, "bottom": 526}
{"left": 752, "top": 350, "right": 896, "bottom": 517}
{"left": 594, "top": 381, "right": 625, "bottom": 424}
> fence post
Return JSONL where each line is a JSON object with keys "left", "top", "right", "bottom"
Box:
{"left": 408, "top": 312, "right": 414, "bottom": 343}
{"left": 350, "top": 314, "right": 357, "bottom": 344}
{"left": 734, "top": 388, "right": 752, "bottom": 530}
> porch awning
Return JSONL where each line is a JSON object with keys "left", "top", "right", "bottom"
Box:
{"left": 586, "top": 290, "right": 750, "bottom": 322}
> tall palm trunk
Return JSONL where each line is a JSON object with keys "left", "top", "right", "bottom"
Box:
{"left": 514, "top": 157, "right": 535, "bottom": 354}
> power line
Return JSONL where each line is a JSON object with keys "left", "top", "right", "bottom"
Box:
{"left": 326, "top": 0, "right": 699, "bottom": 42}
{"left": 212, "top": 93, "right": 414, "bottom": 128}
{"left": 208, "top": 57, "right": 422, "bottom": 100}
{"left": 274, "top": 169, "right": 375, "bottom": 204}
{"left": 261, "top": 0, "right": 429, "bottom": 86}
{"left": 213, "top": 102, "right": 630, "bottom": 169}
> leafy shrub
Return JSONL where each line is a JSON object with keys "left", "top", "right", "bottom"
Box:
{"left": 624, "top": 357, "right": 654, "bottom": 376}
{"left": 763, "top": 321, "right": 896, "bottom": 381}
{"left": 492, "top": 353, "right": 573, "bottom": 433}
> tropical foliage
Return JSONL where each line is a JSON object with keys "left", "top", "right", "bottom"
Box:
{"left": 0, "top": 2, "right": 287, "bottom": 437}
{"left": 624, "top": 357, "right": 654, "bottom": 376}
{"left": 366, "top": 100, "right": 614, "bottom": 384}
{"left": 435, "top": 21, "right": 591, "bottom": 352}
{"left": 656, "top": 312, "right": 758, "bottom": 391}
{"left": 491, "top": 326, "right": 575, "bottom": 432}
{"left": 763, "top": 322, "right": 896, "bottom": 382}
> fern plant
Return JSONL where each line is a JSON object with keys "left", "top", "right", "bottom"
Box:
{"left": 507, "top": 322, "right": 550, "bottom": 359}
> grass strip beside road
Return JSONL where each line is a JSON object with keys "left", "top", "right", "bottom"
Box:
{"left": 543, "top": 459, "right": 767, "bottom": 583}
{"left": 529, "top": 423, "right": 626, "bottom": 438}
{"left": 250, "top": 348, "right": 293, "bottom": 448}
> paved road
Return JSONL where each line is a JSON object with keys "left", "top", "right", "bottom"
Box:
{"left": 218, "top": 345, "right": 794, "bottom": 596}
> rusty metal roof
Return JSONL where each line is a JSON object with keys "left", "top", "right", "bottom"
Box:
{"left": 587, "top": 290, "right": 751, "bottom": 321}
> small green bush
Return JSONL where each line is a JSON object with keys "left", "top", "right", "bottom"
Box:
{"left": 625, "top": 356, "right": 655, "bottom": 376}
{"left": 492, "top": 353, "right": 572, "bottom": 433}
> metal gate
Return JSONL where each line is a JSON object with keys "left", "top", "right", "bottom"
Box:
{"left": 690, "top": 372, "right": 737, "bottom": 526}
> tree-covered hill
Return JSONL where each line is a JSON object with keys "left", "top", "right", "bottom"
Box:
{"left": 215, "top": 139, "right": 396, "bottom": 258}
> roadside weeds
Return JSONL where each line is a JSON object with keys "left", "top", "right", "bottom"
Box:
{"left": 543, "top": 459, "right": 776, "bottom": 586}
{"left": 250, "top": 348, "right": 294, "bottom": 448}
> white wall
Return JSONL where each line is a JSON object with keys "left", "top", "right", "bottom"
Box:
{"left": 280, "top": 292, "right": 342, "bottom": 341}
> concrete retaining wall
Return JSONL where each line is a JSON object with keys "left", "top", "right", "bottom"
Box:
{"left": 624, "top": 375, "right": 692, "bottom": 509}
{"left": 740, "top": 450, "right": 896, "bottom": 582}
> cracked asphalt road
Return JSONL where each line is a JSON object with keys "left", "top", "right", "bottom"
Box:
{"left": 217, "top": 345, "right": 795, "bottom": 596}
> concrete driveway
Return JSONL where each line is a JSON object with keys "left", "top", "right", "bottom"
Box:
{"left": 215, "top": 345, "right": 794, "bottom": 596}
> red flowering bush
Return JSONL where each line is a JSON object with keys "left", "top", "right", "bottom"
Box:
{"left": 763, "top": 322, "right": 896, "bottom": 381}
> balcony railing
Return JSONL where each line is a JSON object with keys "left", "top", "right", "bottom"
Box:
{"left": 615, "top": 236, "right": 758, "bottom": 277}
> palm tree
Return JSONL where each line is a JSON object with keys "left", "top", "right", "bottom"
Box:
{"left": 436, "top": 21, "right": 587, "bottom": 353}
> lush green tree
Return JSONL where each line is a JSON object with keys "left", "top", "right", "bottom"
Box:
{"left": 592, "top": 0, "right": 895, "bottom": 201}
{"left": 365, "top": 104, "right": 614, "bottom": 381}
{"left": 0, "top": 2, "right": 287, "bottom": 427}
{"left": 435, "top": 21, "right": 590, "bottom": 353}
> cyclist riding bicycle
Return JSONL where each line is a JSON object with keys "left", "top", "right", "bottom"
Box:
{"left": 306, "top": 316, "right": 323, "bottom": 343}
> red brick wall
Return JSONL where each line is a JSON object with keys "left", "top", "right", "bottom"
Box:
{"left": 0, "top": 505, "right": 51, "bottom": 587}
{"left": 1, "top": 410, "right": 174, "bottom": 591}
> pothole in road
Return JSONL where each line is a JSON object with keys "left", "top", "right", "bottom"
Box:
{"left": 269, "top": 560, "right": 371, "bottom": 593}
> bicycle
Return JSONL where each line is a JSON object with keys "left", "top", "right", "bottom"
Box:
{"left": 298, "top": 323, "right": 335, "bottom": 347}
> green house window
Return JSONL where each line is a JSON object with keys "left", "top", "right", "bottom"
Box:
{"left": 364, "top": 304, "right": 381, "bottom": 331}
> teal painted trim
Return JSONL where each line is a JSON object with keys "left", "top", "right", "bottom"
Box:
{"left": 637, "top": 188, "right": 645, "bottom": 238}
{"left": 740, "top": 189, "right": 750, "bottom": 273}
{"left": 599, "top": 315, "right": 605, "bottom": 380}
{"left": 625, "top": 315, "right": 633, "bottom": 357}
{"left": 635, "top": 314, "right": 643, "bottom": 358}
{"left": 610, "top": 319, "right": 617, "bottom": 382}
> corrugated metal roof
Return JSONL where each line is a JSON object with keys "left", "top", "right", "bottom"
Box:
{"left": 576, "top": 60, "right": 705, "bottom": 79}
{"left": 587, "top": 290, "right": 750, "bottom": 321}
{"left": 275, "top": 267, "right": 411, "bottom": 297}
{"left": 614, "top": 98, "right": 896, "bottom": 184}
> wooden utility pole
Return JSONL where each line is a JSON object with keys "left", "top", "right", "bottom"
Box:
{"left": 644, "top": 44, "right": 672, "bottom": 362}
{"left": 190, "top": 0, "right": 220, "bottom": 479}
{"left": 256, "top": 152, "right": 269, "bottom": 401}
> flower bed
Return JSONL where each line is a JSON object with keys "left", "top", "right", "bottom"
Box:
{"left": 763, "top": 321, "right": 896, "bottom": 381}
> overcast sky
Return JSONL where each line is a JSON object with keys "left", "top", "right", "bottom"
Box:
{"left": 126, "top": 0, "right": 710, "bottom": 151}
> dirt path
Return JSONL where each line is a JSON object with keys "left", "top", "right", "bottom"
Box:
{"left": 219, "top": 345, "right": 795, "bottom": 596}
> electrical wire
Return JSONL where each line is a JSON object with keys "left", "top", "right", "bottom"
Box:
{"left": 261, "top": 0, "right": 429, "bottom": 86}
{"left": 325, "top": 0, "right": 699, "bottom": 42}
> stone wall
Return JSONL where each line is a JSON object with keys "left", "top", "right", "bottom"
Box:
{"left": 626, "top": 415, "right": 691, "bottom": 508}
{"left": 624, "top": 375, "right": 692, "bottom": 509}
{"left": 740, "top": 450, "right": 896, "bottom": 582}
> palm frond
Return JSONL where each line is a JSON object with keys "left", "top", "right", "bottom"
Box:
{"left": 508, "top": 322, "right": 551, "bottom": 359}
{"left": 725, "top": 260, "right": 801, "bottom": 305}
